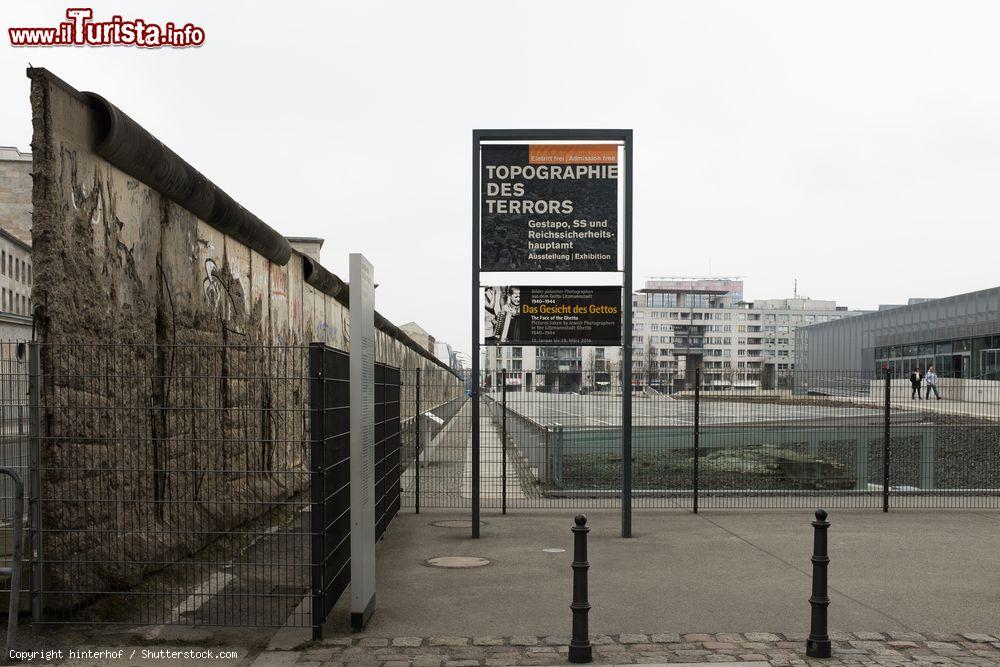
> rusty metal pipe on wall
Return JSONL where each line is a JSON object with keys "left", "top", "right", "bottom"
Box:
{"left": 84, "top": 92, "right": 293, "bottom": 266}
{"left": 79, "top": 87, "right": 452, "bottom": 377}
{"left": 302, "top": 255, "right": 347, "bottom": 300}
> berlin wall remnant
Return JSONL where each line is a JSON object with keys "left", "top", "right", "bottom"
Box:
{"left": 28, "top": 68, "right": 461, "bottom": 608}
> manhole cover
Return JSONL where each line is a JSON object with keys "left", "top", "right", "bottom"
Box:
{"left": 423, "top": 556, "right": 492, "bottom": 568}
{"left": 430, "top": 519, "right": 487, "bottom": 528}
{"left": 542, "top": 548, "right": 565, "bottom": 553}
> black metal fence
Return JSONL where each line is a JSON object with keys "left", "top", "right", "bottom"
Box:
{"left": 403, "top": 368, "right": 1000, "bottom": 511}
{"left": 375, "top": 363, "right": 402, "bottom": 540}
{"left": 310, "top": 344, "right": 350, "bottom": 636}
{"left": 309, "top": 344, "right": 403, "bottom": 638}
{"left": 0, "top": 342, "right": 404, "bottom": 635}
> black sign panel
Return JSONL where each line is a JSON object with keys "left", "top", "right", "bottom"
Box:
{"left": 484, "top": 286, "right": 622, "bottom": 346}
{"left": 480, "top": 144, "right": 618, "bottom": 272}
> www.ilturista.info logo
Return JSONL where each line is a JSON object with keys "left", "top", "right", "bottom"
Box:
{"left": 9, "top": 8, "right": 205, "bottom": 48}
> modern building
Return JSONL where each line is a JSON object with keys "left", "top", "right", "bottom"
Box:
{"left": 482, "top": 277, "right": 865, "bottom": 392}
{"left": 0, "top": 146, "right": 33, "bottom": 341}
{"left": 796, "top": 286, "right": 1000, "bottom": 379}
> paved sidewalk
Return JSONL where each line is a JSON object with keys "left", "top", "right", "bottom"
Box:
{"left": 462, "top": 407, "right": 525, "bottom": 502}
{"left": 249, "top": 631, "right": 1000, "bottom": 666}
{"left": 318, "top": 509, "right": 1000, "bottom": 637}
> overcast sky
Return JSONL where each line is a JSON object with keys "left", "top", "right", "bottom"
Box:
{"left": 3, "top": 1, "right": 998, "bottom": 358}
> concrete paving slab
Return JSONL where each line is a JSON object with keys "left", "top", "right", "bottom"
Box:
{"left": 703, "top": 508, "right": 1000, "bottom": 632}
{"left": 318, "top": 508, "right": 999, "bottom": 638}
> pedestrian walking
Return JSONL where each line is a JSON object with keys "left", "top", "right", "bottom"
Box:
{"left": 925, "top": 365, "right": 941, "bottom": 400}
{"left": 909, "top": 367, "right": 922, "bottom": 400}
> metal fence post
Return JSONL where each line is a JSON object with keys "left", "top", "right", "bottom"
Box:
{"left": 501, "top": 369, "right": 507, "bottom": 515}
{"left": 1, "top": 467, "right": 24, "bottom": 657}
{"left": 415, "top": 367, "right": 421, "bottom": 515}
{"left": 308, "top": 343, "right": 325, "bottom": 641}
{"left": 693, "top": 368, "right": 700, "bottom": 514}
{"left": 883, "top": 366, "right": 891, "bottom": 513}
{"left": 28, "top": 341, "right": 41, "bottom": 623}
{"left": 569, "top": 514, "right": 592, "bottom": 663}
{"left": 806, "top": 508, "right": 831, "bottom": 658}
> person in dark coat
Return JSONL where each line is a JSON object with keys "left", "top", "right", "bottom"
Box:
{"left": 909, "top": 368, "right": 922, "bottom": 400}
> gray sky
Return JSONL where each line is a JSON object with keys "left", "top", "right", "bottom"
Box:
{"left": 3, "top": 1, "right": 998, "bottom": 358}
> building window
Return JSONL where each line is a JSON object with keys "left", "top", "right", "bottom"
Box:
{"left": 1, "top": 251, "right": 4, "bottom": 276}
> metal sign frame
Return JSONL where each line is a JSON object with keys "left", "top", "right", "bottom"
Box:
{"left": 472, "top": 129, "right": 634, "bottom": 538}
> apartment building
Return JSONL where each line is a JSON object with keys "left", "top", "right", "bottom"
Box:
{"left": 632, "top": 280, "right": 863, "bottom": 390}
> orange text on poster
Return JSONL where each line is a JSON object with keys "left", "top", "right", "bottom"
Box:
{"left": 528, "top": 144, "right": 618, "bottom": 165}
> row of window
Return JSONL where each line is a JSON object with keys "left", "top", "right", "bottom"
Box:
{"left": 876, "top": 336, "right": 1000, "bottom": 360}
{"left": 0, "top": 251, "right": 31, "bottom": 285}
{"left": 2, "top": 287, "right": 30, "bottom": 315}
{"left": 635, "top": 309, "right": 843, "bottom": 324}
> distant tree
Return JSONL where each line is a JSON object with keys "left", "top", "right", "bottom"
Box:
{"left": 583, "top": 348, "right": 595, "bottom": 386}
{"left": 722, "top": 361, "right": 739, "bottom": 389}
{"left": 644, "top": 338, "right": 660, "bottom": 388}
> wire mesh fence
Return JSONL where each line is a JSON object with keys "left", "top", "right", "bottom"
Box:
{"left": 399, "top": 367, "right": 469, "bottom": 511}
{"left": 0, "top": 339, "right": 415, "bottom": 631}
{"left": 401, "top": 368, "right": 1000, "bottom": 511}
{"left": 2, "top": 346, "right": 997, "bottom": 630}
{"left": 34, "top": 343, "right": 314, "bottom": 626}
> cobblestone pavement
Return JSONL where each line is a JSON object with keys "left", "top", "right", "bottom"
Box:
{"left": 249, "top": 631, "right": 1000, "bottom": 666}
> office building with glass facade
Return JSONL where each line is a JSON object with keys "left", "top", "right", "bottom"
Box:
{"left": 796, "top": 286, "right": 1000, "bottom": 379}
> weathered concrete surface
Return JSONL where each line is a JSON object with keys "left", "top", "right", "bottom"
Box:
{"left": 27, "top": 68, "right": 461, "bottom": 607}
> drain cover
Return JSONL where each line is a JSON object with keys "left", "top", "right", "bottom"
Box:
{"left": 424, "top": 556, "right": 491, "bottom": 568}
{"left": 542, "top": 548, "right": 566, "bottom": 553}
{"left": 430, "top": 519, "right": 486, "bottom": 528}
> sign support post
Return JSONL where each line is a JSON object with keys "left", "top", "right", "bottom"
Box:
{"left": 471, "top": 131, "right": 482, "bottom": 539}
{"left": 621, "top": 130, "right": 633, "bottom": 539}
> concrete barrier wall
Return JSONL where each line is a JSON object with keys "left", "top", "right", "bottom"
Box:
{"left": 28, "top": 68, "right": 460, "bottom": 605}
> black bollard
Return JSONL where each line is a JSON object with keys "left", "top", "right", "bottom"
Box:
{"left": 806, "top": 508, "right": 831, "bottom": 658}
{"left": 569, "top": 514, "right": 592, "bottom": 663}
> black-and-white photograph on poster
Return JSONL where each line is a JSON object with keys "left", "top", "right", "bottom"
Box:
{"left": 484, "top": 286, "right": 622, "bottom": 346}
{"left": 480, "top": 144, "right": 618, "bottom": 272}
